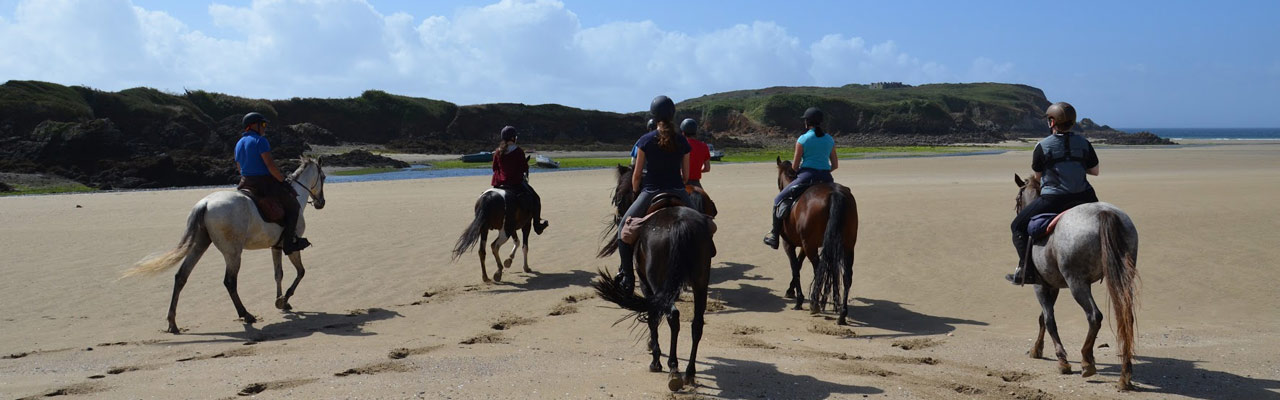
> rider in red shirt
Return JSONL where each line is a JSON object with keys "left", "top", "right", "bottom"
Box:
{"left": 491, "top": 126, "right": 548, "bottom": 234}
{"left": 681, "top": 118, "right": 711, "bottom": 187}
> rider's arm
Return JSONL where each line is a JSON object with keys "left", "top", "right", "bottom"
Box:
{"left": 1084, "top": 142, "right": 1100, "bottom": 176}
{"left": 632, "top": 150, "right": 646, "bottom": 192}
{"left": 829, "top": 146, "right": 839, "bottom": 171}
{"left": 682, "top": 154, "right": 691, "bottom": 184}
{"left": 261, "top": 152, "right": 285, "bottom": 182}
{"left": 1087, "top": 166, "right": 1100, "bottom": 176}
{"left": 791, "top": 141, "right": 803, "bottom": 171}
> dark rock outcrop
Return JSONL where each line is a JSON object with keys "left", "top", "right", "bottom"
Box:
{"left": 319, "top": 150, "right": 409, "bottom": 168}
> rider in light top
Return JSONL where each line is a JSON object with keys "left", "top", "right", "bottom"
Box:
{"left": 763, "top": 107, "right": 837, "bottom": 249}
{"left": 234, "top": 112, "right": 310, "bottom": 254}
{"left": 682, "top": 118, "right": 712, "bottom": 188}
{"left": 614, "top": 95, "right": 692, "bottom": 292}
{"left": 1007, "top": 102, "right": 1100, "bottom": 284}
{"left": 491, "top": 126, "right": 549, "bottom": 235}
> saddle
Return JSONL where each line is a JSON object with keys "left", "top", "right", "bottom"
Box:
{"left": 1027, "top": 211, "right": 1069, "bottom": 239}
{"left": 646, "top": 192, "right": 687, "bottom": 214}
{"left": 620, "top": 193, "right": 717, "bottom": 245}
{"left": 237, "top": 188, "right": 285, "bottom": 224}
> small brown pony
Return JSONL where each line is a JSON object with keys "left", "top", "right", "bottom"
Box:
{"left": 775, "top": 157, "right": 859, "bottom": 325}
{"left": 452, "top": 186, "right": 539, "bottom": 283}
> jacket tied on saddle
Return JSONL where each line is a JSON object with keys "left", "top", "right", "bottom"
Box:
{"left": 619, "top": 194, "right": 718, "bottom": 246}
{"left": 237, "top": 175, "right": 295, "bottom": 224}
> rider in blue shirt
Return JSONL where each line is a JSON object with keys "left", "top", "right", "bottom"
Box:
{"left": 763, "top": 107, "right": 838, "bottom": 249}
{"left": 234, "top": 112, "right": 310, "bottom": 254}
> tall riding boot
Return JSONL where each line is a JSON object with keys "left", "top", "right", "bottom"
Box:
{"left": 1006, "top": 234, "right": 1039, "bottom": 285}
{"left": 528, "top": 190, "right": 548, "bottom": 235}
{"left": 613, "top": 240, "right": 636, "bottom": 292}
{"left": 281, "top": 203, "right": 310, "bottom": 255}
{"left": 762, "top": 200, "right": 788, "bottom": 249}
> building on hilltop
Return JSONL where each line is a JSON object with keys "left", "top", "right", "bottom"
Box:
{"left": 869, "top": 82, "right": 910, "bottom": 90}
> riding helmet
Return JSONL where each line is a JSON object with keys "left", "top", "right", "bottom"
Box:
{"left": 680, "top": 118, "right": 698, "bottom": 136}
{"left": 501, "top": 125, "right": 518, "bottom": 141}
{"left": 646, "top": 118, "right": 656, "bottom": 131}
{"left": 1044, "top": 102, "right": 1076, "bottom": 130}
{"left": 650, "top": 95, "right": 675, "bottom": 122}
{"left": 242, "top": 112, "right": 269, "bottom": 128}
{"left": 801, "top": 107, "right": 824, "bottom": 125}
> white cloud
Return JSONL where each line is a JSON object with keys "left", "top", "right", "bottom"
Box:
{"left": 0, "top": 0, "right": 1013, "bottom": 112}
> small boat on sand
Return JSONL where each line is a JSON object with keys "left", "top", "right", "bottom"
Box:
{"left": 708, "top": 144, "right": 725, "bottom": 161}
{"left": 534, "top": 154, "right": 560, "bottom": 168}
{"left": 460, "top": 151, "right": 493, "bottom": 163}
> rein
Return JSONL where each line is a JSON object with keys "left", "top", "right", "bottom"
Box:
{"left": 289, "top": 165, "right": 323, "bottom": 205}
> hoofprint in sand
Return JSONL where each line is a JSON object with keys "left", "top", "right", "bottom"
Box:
{"left": 1, "top": 144, "right": 1278, "bottom": 399}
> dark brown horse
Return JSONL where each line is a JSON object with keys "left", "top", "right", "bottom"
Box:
{"left": 594, "top": 197, "right": 716, "bottom": 392}
{"left": 452, "top": 186, "right": 539, "bottom": 283}
{"left": 597, "top": 164, "right": 717, "bottom": 258}
{"left": 775, "top": 157, "right": 859, "bottom": 325}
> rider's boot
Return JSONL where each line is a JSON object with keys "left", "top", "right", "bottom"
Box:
{"left": 1006, "top": 235, "right": 1039, "bottom": 285}
{"left": 280, "top": 202, "right": 310, "bottom": 255}
{"left": 762, "top": 200, "right": 788, "bottom": 249}
{"left": 613, "top": 240, "right": 636, "bottom": 292}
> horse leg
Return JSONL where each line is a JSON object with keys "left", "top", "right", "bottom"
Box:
{"left": 503, "top": 229, "right": 519, "bottom": 270}
{"left": 276, "top": 251, "right": 306, "bottom": 311}
{"left": 521, "top": 225, "right": 533, "bottom": 273}
{"left": 1035, "top": 285, "right": 1070, "bottom": 374}
{"left": 166, "top": 232, "right": 211, "bottom": 334}
{"left": 784, "top": 245, "right": 803, "bottom": 308}
{"left": 666, "top": 306, "right": 682, "bottom": 391}
{"left": 1031, "top": 313, "right": 1046, "bottom": 359}
{"left": 683, "top": 284, "right": 707, "bottom": 389}
{"left": 837, "top": 252, "right": 854, "bottom": 326}
{"left": 1068, "top": 283, "right": 1104, "bottom": 378}
{"left": 490, "top": 230, "right": 509, "bottom": 282}
{"left": 478, "top": 230, "right": 490, "bottom": 283}
{"left": 806, "top": 251, "right": 823, "bottom": 314}
{"left": 647, "top": 308, "right": 662, "bottom": 373}
{"left": 220, "top": 250, "right": 255, "bottom": 324}
{"left": 272, "top": 248, "right": 285, "bottom": 308}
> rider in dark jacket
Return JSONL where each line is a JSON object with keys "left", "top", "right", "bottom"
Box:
{"left": 1008, "top": 102, "right": 1100, "bottom": 284}
{"left": 491, "top": 126, "right": 548, "bottom": 234}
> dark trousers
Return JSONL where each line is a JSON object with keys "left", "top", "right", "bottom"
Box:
{"left": 239, "top": 175, "right": 301, "bottom": 244}
{"left": 1011, "top": 186, "right": 1099, "bottom": 257}
{"left": 774, "top": 168, "right": 833, "bottom": 205}
{"left": 496, "top": 181, "right": 542, "bottom": 231}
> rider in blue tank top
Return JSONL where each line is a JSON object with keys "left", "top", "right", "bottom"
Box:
{"left": 763, "top": 107, "right": 838, "bottom": 249}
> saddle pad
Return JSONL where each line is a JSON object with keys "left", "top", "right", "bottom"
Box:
{"left": 1027, "top": 211, "right": 1070, "bottom": 239}
{"left": 619, "top": 214, "right": 718, "bottom": 246}
{"left": 239, "top": 189, "right": 284, "bottom": 224}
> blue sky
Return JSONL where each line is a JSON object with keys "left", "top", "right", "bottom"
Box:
{"left": 2, "top": 0, "right": 1277, "bottom": 127}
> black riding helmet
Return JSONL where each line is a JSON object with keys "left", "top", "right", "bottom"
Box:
{"left": 646, "top": 118, "right": 656, "bottom": 131}
{"left": 680, "top": 118, "right": 698, "bottom": 136}
{"left": 801, "top": 107, "right": 823, "bottom": 125}
{"left": 650, "top": 95, "right": 675, "bottom": 122}
{"left": 501, "top": 125, "right": 518, "bottom": 141}
{"left": 242, "top": 112, "right": 269, "bottom": 128}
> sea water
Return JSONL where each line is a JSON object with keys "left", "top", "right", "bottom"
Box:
{"left": 1118, "top": 128, "right": 1280, "bottom": 140}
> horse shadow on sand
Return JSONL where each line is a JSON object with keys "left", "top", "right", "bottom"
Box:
{"left": 841, "top": 297, "right": 987, "bottom": 338}
{"left": 1094, "top": 356, "right": 1280, "bottom": 399}
{"left": 693, "top": 356, "right": 882, "bottom": 399}
{"left": 165, "top": 307, "right": 402, "bottom": 345}
{"left": 486, "top": 269, "right": 597, "bottom": 293}
{"left": 703, "top": 262, "right": 789, "bottom": 314}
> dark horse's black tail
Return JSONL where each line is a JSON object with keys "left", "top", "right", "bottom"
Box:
{"left": 452, "top": 191, "right": 501, "bottom": 260}
{"left": 810, "top": 188, "right": 849, "bottom": 311}
{"left": 593, "top": 209, "right": 710, "bottom": 325}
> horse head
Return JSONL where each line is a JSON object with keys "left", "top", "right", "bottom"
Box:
{"left": 1013, "top": 173, "right": 1041, "bottom": 214}
{"left": 292, "top": 156, "right": 327, "bottom": 209}
{"left": 611, "top": 164, "right": 636, "bottom": 221}
{"left": 776, "top": 156, "right": 797, "bottom": 191}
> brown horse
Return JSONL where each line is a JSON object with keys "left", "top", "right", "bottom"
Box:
{"left": 597, "top": 164, "right": 717, "bottom": 258}
{"left": 452, "top": 186, "right": 539, "bottom": 282}
{"left": 775, "top": 157, "right": 859, "bottom": 325}
{"left": 1014, "top": 174, "right": 1139, "bottom": 390}
{"left": 594, "top": 192, "right": 716, "bottom": 392}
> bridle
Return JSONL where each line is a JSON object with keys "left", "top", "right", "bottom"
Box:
{"left": 289, "top": 162, "right": 325, "bottom": 205}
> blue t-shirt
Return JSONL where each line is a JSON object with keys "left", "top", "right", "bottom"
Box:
{"left": 635, "top": 130, "right": 691, "bottom": 191}
{"left": 235, "top": 131, "right": 272, "bottom": 177}
{"left": 797, "top": 129, "right": 834, "bottom": 171}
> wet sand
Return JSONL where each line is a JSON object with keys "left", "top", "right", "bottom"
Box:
{"left": 1, "top": 144, "right": 1277, "bottom": 399}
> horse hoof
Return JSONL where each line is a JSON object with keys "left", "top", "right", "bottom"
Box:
{"left": 1058, "top": 362, "right": 1072, "bottom": 375}
{"left": 1030, "top": 349, "right": 1042, "bottom": 359}
{"left": 493, "top": 272, "right": 503, "bottom": 282}
{"left": 683, "top": 374, "right": 696, "bottom": 387}
{"left": 482, "top": 276, "right": 492, "bottom": 283}
{"left": 793, "top": 304, "right": 804, "bottom": 311}
{"left": 166, "top": 326, "right": 181, "bottom": 335}
{"left": 1117, "top": 379, "right": 1134, "bottom": 391}
{"left": 274, "top": 297, "right": 287, "bottom": 310}
{"left": 667, "top": 376, "right": 684, "bottom": 391}
{"left": 649, "top": 363, "right": 662, "bottom": 373}
{"left": 503, "top": 259, "right": 513, "bottom": 269}
{"left": 1081, "top": 364, "right": 1097, "bottom": 378}
{"left": 837, "top": 318, "right": 848, "bottom": 326}
{"left": 241, "top": 315, "right": 257, "bottom": 324}
{"left": 784, "top": 289, "right": 796, "bottom": 299}
{"left": 523, "top": 267, "right": 533, "bottom": 273}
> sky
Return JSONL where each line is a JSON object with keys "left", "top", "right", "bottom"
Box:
{"left": 1, "top": 0, "right": 1276, "bottom": 128}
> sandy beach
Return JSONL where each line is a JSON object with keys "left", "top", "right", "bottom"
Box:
{"left": 2, "top": 144, "right": 1278, "bottom": 399}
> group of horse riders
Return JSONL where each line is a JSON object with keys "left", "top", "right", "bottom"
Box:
{"left": 233, "top": 99, "right": 1099, "bottom": 286}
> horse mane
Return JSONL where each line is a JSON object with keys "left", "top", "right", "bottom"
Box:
{"left": 290, "top": 156, "right": 321, "bottom": 181}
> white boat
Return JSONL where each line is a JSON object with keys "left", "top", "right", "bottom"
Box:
{"left": 708, "top": 144, "right": 725, "bottom": 161}
{"left": 534, "top": 154, "right": 560, "bottom": 168}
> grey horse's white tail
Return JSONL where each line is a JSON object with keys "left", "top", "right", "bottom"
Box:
{"left": 1098, "top": 208, "right": 1139, "bottom": 382}
{"left": 126, "top": 202, "right": 207, "bottom": 277}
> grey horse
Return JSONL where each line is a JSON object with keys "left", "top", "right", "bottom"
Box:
{"left": 128, "top": 157, "right": 326, "bottom": 333}
{"left": 1014, "top": 173, "right": 1139, "bottom": 390}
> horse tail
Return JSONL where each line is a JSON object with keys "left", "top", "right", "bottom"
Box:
{"left": 452, "top": 193, "right": 497, "bottom": 261}
{"left": 126, "top": 201, "right": 207, "bottom": 277}
{"left": 812, "top": 189, "right": 848, "bottom": 310}
{"left": 593, "top": 212, "right": 710, "bottom": 325}
{"left": 597, "top": 224, "right": 620, "bottom": 258}
{"left": 1099, "top": 208, "right": 1139, "bottom": 378}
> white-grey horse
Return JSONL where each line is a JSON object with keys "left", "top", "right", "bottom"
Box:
{"left": 128, "top": 158, "right": 326, "bottom": 334}
{"left": 1014, "top": 173, "right": 1139, "bottom": 390}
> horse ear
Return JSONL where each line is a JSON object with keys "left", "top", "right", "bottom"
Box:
{"left": 776, "top": 156, "right": 782, "bottom": 165}
{"left": 1014, "top": 173, "right": 1025, "bottom": 187}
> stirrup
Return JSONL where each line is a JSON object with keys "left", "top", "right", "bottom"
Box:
{"left": 1006, "top": 267, "right": 1039, "bottom": 285}
{"left": 283, "top": 237, "right": 311, "bottom": 255}
{"left": 762, "top": 233, "right": 779, "bottom": 249}
{"left": 613, "top": 271, "right": 634, "bottom": 292}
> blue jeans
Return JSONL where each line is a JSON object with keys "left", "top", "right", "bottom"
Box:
{"left": 774, "top": 168, "right": 833, "bottom": 205}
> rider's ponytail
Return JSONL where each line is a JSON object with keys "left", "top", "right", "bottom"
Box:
{"left": 812, "top": 124, "right": 826, "bottom": 138}
{"left": 656, "top": 120, "right": 678, "bottom": 152}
